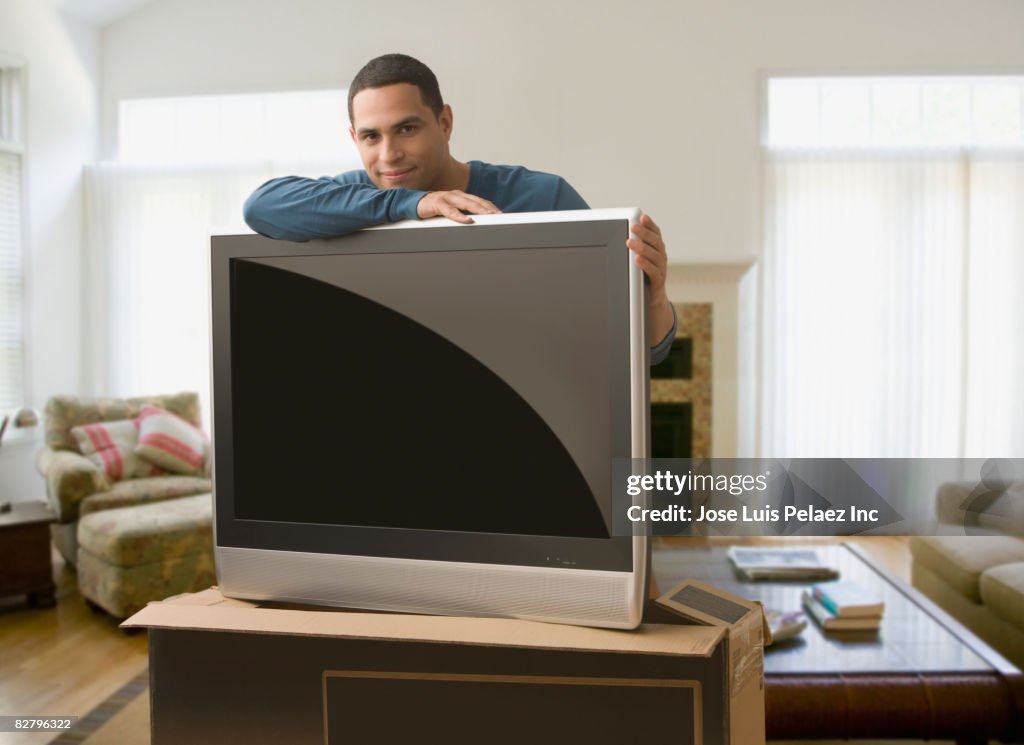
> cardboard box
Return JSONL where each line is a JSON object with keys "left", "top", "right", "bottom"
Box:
{"left": 653, "top": 578, "right": 769, "bottom": 720}
{"left": 124, "top": 588, "right": 764, "bottom": 745}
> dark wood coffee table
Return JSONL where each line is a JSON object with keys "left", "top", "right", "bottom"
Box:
{"left": 651, "top": 541, "right": 1024, "bottom": 744}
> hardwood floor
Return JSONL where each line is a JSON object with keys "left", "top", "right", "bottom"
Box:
{"left": 0, "top": 536, "right": 913, "bottom": 744}
{"left": 0, "top": 549, "right": 147, "bottom": 745}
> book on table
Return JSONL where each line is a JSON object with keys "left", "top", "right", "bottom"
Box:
{"left": 726, "top": 546, "right": 839, "bottom": 581}
{"left": 810, "top": 581, "right": 885, "bottom": 618}
{"left": 801, "top": 591, "right": 882, "bottom": 631}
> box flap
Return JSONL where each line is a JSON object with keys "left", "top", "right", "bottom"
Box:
{"left": 123, "top": 588, "right": 725, "bottom": 657}
{"left": 654, "top": 579, "right": 765, "bottom": 696}
{"left": 160, "top": 586, "right": 258, "bottom": 608}
{"left": 654, "top": 579, "right": 760, "bottom": 628}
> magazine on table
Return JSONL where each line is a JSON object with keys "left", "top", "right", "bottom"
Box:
{"left": 727, "top": 546, "right": 840, "bottom": 581}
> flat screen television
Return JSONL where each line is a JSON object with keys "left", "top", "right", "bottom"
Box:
{"left": 211, "top": 207, "right": 650, "bottom": 628}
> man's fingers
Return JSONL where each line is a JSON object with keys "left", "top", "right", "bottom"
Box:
{"left": 420, "top": 190, "right": 501, "bottom": 222}
{"left": 633, "top": 252, "right": 667, "bottom": 292}
{"left": 449, "top": 192, "right": 501, "bottom": 215}
{"left": 640, "top": 213, "right": 662, "bottom": 235}
{"left": 627, "top": 236, "right": 667, "bottom": 269}
{"left": 628, "top": 236, "right": 668, "bottom": 292}
{"left": 441, "top": 201, "right": 474, "bottom": 224}
{"left": 630, "top": 223, "right": 664, "bottom": 249}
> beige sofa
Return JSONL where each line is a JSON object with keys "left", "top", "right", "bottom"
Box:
{"left": 910, "top": 480, "right": 1024, "bottom": 669}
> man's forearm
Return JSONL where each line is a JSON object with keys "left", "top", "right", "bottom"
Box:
{"left": 649, "top": 299, "right": 677, "bottom": 366}
{"left": 650, "top": 297, "right": 675, "bottom": 347}
{"left": 243, "top": 176, "right": 425, "bottom": 241}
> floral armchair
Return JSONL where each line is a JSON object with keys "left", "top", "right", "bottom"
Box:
{"left": 37, "top": 392, "right": 212, "bottom": 565}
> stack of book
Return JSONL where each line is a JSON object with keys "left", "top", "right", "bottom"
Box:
{"left": 802, "top": 581, "right": 885, "bottom": 631}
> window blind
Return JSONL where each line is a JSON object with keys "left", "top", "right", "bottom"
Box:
{"left": 0, "top": 149, "right": 23, "bottom": 411}
{"left": 760, "top": 76, "right": 1024, "bottom": 457}
{"left": 0, "top": 63, "right": 24, "bottom": 411}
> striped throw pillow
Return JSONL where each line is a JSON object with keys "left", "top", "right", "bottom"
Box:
{"left": 71, "top": 418, "right": 164, "bottom": 481}
{"left": 134, "top": 405, "right": 208, "bottom": 476}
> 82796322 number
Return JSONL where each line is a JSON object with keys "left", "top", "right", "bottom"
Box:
{"left": 0, "top": 717, "right": 77, "bottom": 731}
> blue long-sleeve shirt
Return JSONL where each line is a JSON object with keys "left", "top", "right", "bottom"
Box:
{"left": 244, "top": 160, "right": 588, "bottom": 240}
{"left": 243, "top": 160, "right": 677, "bottom": 362}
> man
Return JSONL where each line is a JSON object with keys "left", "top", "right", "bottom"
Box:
{"left": 243, "top": 53, "right": 677, "bottom": 363}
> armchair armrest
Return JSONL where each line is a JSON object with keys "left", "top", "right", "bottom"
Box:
{"left": 36, "top": 448, "right": 110, "bottom": 523}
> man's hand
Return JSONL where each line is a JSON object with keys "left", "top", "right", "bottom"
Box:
{"left": 627, "top": 213, "right": 675, "bottom": 346}
{"left": 417, "top": 191, "right": 501, "bottom": 224}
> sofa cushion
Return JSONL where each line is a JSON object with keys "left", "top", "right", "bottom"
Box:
{"left": 71, "top": 418, "right": 163, "bottom": 481}
{"left": 981, "top": 562, "right": 1024, "bottom": 634}
{"left": 910, "top": 536, "right": 1024, "bottom": 603}
{"left": 79, "top": 475, "right": 213, "bottom": 517}
{"left": 135, "top": 405, "right": 208, "bottom": 476}
{"left": 77, "top": 493, "right": 213, "bottom": 567}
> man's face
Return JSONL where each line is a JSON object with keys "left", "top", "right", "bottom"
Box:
{"left": 349, "top": 83, "right": 453, "bottom": 191}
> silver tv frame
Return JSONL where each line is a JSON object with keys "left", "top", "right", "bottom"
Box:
{"left": 211, "top": 208, "right": 650, "bottom": 629}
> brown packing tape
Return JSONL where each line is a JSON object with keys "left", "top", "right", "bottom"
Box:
{"left": 727, "top": 608, "right": 765, "bottom": 695}
{"left": 752, "top": 600, "right": 774, "bottom": 645}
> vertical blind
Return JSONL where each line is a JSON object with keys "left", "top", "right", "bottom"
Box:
{"left": 0, "top": 64, "right": 24, "bottom": 412}
{"left": 761, "top": 77, "right": 1024, "bottom": 458}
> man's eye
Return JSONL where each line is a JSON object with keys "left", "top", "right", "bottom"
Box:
{"left": 362, "top": 133, "right": 379, "bottom": 143}
{"left": 399, "top": 125, "right": 416, "bottom": 134}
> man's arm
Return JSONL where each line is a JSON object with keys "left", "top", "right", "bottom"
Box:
{"left": 649, "top": 302, "right": 678, "bottom": 366}
{"left": 627, "top": 214, "right": 677, "bottom": 365}
{"left": 243, "top": 174, "right": 426, "bottom": 241}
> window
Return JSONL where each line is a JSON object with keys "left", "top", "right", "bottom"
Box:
{"left": 0, "top": 60, "right": 25, "bottom": 412}
{"left": 760, "top": 75, "right": 1024, "bottom": 458}
{"left": 767, "top": 76, "right": 1024, "bottom": 148}
{"left": 86, "top": 90, "right": 359, "bottom": 427}
{"left": 118, "top": 90, "right": 356, "bottom": 164}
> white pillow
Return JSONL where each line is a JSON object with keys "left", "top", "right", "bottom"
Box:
{"left": 134, "top": 405, "right": 208, "bottom": 476}
{"left": 71, "top": 418, "right": 164, "bottom": 481}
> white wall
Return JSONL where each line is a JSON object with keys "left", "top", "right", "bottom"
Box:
{"left": 100, "top": 0, "right": 1024, "bottom": 264}
{"left": 0, "top": 0, "right": 98, "bottom": 412}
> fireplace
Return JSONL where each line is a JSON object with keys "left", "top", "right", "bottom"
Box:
{"left": 650, "top": 304, "right": 711, "bottom": 458}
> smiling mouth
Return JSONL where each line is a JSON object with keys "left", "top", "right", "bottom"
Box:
{"left": 380, "top": 167, "right": 414, "bottom": 181}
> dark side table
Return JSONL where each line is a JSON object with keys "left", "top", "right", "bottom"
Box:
{"left": 0, "top": 500, "right": 57, "bottom": 607}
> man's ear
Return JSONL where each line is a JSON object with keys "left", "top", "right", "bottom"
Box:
{"left": 439, "top": 104, "right": 453, "bottom": 138}
{"left": 348, "top": 126, "right": 357, "bottom": 143}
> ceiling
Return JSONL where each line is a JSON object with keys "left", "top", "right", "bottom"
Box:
{"left": 58, "top": 0, "right": 156, "bottom": 26}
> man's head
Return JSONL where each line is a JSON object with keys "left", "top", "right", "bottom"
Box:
{"left": 348, "top": 54, "right": 454, "bottom": 191}
{"left": 347, "top": 54, "right": 443, "bottom": 124}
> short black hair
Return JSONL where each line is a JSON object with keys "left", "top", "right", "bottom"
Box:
{"left": 347, "top": 53, "right": 444, "bottom": 124}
